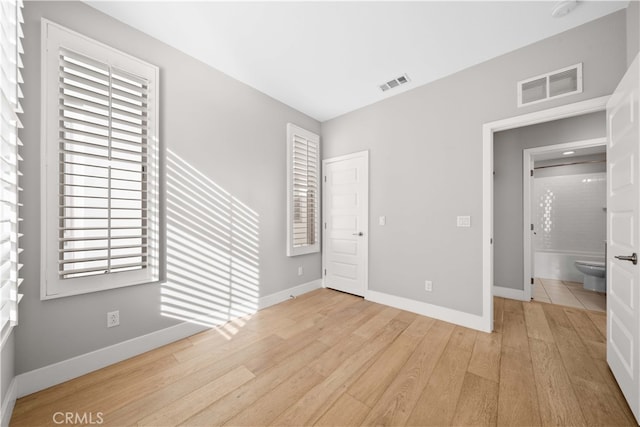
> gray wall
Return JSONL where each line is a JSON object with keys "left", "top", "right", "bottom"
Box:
{"left": 17, "top": 1, "right": 320, "bottom": 374}
{"left": 321, "top": 11, "right": 626, "bottom": 315}
{"left": 494, "top": 113, "right": 606, "bottom": 290}
{"left": 628, "top": 0, "right": 639, "bottom": 66}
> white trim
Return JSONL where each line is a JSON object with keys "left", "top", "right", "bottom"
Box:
{"left": 493, "top": 286, "right": 528, "bottom": 301}
{"left": 15, "top": 279, "right": 322, "bottom": 397}
{"left": 258, "top": 279, "right": 323, "bottom": 310}
{"left": 523, "top": 137, "right": 607, "bottom": 300}
{"left": 16, "top": 321, "right": 207, "bottom": 398}
{"left": 483, "top": 95, "right": 610, "bottom": 325}
{"left": 366, "top": 290, "right": 491, "bottom": 333}
{"left": 1, "top": 378, "right": 17, "bottom": 427}
{"left": 322, "top": 150, "right": 369, "bottom": 297}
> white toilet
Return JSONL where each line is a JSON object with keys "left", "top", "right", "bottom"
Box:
{"left": 574, "top": 260, "right": 606, "bottom": 292}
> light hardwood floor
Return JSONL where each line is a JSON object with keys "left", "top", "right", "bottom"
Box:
{"left": 11, "top": 289, "right": 636, "bottom": 426}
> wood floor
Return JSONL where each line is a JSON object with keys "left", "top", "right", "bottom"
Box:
{"left": 11, "top": 289, "right": 637, "bottom": 426}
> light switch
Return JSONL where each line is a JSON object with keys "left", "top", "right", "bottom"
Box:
{"left": 379, "top": 216, "right": 386, "bottom": 226}
{"left": 457, "top": 216, "right": 471, "bottom": 227}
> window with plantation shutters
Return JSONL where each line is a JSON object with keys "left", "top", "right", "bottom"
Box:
{"left": 42, "top": 21, "right": 159, "bottom": 298}
{"left": 0, "top": 0, "right": 24, "bottom": 345}
{"left": 286, "top": 123, "right": 320, "bottom": 256}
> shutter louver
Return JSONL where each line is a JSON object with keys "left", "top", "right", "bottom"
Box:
{"left": 0, "top": 0, "right": 23, "bottom": 345}
{"left": 287, "top": 123, "right": 320, "bottom": 257}
{"left": 292, "top": 135, "right": 318, "bottom": 247}
{"left": 58, "top": 49, "right": 149, "bottom": 279}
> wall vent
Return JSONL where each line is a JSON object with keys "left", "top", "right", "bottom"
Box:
{"left": 517, "top": 63, "right": 582, "bottom": 107}
{"left": 380, "top": 74, "right": 411, "bottom": 92}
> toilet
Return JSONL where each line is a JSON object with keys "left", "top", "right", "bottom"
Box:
{"left": 574, "top": 260, "right": 606, "bottom": 292}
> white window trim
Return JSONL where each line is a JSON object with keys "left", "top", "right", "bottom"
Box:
{"left": 286, "top": 123, "right": 320, "bottom": 257}
{"left": 40, "top": 20, "right": 160, "bottom": 299}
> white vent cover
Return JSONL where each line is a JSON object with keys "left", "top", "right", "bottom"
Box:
{"left": 517, "top": 63, "right": 582, "bottom": 107}
{"left": 380, "top": 74, "right": 411, "bottom": 92}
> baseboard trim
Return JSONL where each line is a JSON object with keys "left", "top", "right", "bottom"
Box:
{"left": 366, "top": 290, "right": 491, "bottom": 333}
{"left": 1, "top": 378, "right": 17, "bottom": 427}
{"left": 493, "top": 286, "right": 528, "bottom": 301}
{"left": 258, "top": 279, "right": 323, "bottom": 309}
{"left": 16, "top": 279, "right": 322, "bottom": 399}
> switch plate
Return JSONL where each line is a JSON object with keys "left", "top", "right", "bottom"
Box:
{"left": 457, "top": 216, "right": 471, "bottom": 227}
{"left": 107, "top": 310, "right": 119, "bottom": 328}
{"left": 379, "top": 216, "right": 386, "bottom": 226}
{"left": 297, "top": 266, "right": 303, "bottom": 276}
{"left": 425, "top": 280, "right": 433, "bottom": 292}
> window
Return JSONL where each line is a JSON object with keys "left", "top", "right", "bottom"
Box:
{"left": 41, "top": 21, "right": 159, "bottom": 299}
{"left": 0, "top": 0, "right": 24, "bottom": 345}
{"left": 286, "top": 123, "right": 320, "bottom": 256}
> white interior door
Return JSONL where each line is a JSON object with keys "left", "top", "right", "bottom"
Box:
{"left": 322, "top": 151, "right": 368, "bottom": 296}
{"left": 607, "top": 53, "right": 640, "bottom": 422}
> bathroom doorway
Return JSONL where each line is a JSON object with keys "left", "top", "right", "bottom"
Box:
{"left": 524, "top": 138, "right": 607, "bottom": 311}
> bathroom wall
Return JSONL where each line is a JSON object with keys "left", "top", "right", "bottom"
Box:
{"left": 533, "top": 155, "right": 606, "bottom": 281}
{"left": 493, "top": 112, "right": 606, "bottom": 291}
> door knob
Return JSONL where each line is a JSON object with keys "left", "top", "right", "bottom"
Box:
{"left": 615, "top": 253, "right": 637, "bottom": 265}
{"left": 352, "top": 232, "right": 363, "bottom": 236}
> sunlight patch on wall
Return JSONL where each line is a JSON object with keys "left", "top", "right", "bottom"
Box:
{"left": 163, "top": 149, "right": 259, "bottom": 331}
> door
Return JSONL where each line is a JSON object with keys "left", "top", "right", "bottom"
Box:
{"left": 607, "top": 53, "right": 640, "bottom": 422}
{"left": 322, "top": 151, "right": 368, "bottom": 296}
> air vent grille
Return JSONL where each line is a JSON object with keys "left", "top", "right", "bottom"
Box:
{"left": 517, "top": 63, "right": 582, "bottom": 107}
{"left": 380, "top": 74, "right": 411, "bottom": 92}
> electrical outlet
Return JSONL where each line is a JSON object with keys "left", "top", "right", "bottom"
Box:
{"left": 379, "top": 216, "right": 386, "bottom": 226}
{"left": 107, "top": 310, "right": 119, "bottom": 328}
{"left": 298, "top": 266, "right": 303, "bottom": 276}
{"left": 457, "top": 216, "right": 471, "bottom": 227}
{"left": 425, "top": 280, "right": 433, "bottom": 292}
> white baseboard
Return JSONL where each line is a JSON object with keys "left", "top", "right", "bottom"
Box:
{"left": 15, "top": 279, "right": 322, "bottom": 399}
{"left": 1, "top": 378, "right": 17, "bottom": 427}
{"left": 493, "top": 286, "right": 528, "bottom": 301}
{"left": 258, "top": 279, "right": 323, "bottom": 309}
{"left": 16, "top": 321, "right": 208, "bottom": 398}
{"left": 366, "top": 290, "right": 492, "bottom": 333}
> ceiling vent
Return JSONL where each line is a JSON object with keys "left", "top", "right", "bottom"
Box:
{"left": 517, "top": 63, "right": 582, "bottom": 107}
{"left": 379, "top": 74, "right": 411, "bottom": 92}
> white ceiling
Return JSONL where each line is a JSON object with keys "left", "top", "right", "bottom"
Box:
{"left": 86, "top": 1, "right": 628, "bottom": 122}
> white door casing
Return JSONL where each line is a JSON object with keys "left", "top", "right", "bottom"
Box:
{"left": 607, "top": 53, "right": 640, "bottom": 422}
{"left": 322, "top": 151, "right": 369, "bottom": 296}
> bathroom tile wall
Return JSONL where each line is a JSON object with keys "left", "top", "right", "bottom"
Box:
{"left": 534, "top": 172, "right": 606, "bottom": 254}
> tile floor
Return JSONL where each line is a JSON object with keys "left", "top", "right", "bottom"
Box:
{"left": 533, "top": 277, "right": 606, "bottom": 312}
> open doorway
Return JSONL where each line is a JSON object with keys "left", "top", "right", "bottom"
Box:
{"left": 524, "top": 138, "right": 607, "bottom": 311}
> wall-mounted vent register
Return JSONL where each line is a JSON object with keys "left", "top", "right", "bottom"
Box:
{"left": 517, "top": 63, "right": 582, "bottom": 107}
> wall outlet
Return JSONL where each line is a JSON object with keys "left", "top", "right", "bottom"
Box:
{"left": 457, "top": 216, "right": 471, "bottom": 227}
{"left": 425, "top": 280, "right": 433, "bottom": 292}
{"left": 379, "top": 216, "right": 386, "bottom": 226}
{"left": 107, "top": 310, "right": 119, "bottom": 328}
{"left": 297, "top": 266, "right": 303, "bottom": 276}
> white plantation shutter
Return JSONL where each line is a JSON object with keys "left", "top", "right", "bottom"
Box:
{"left": 0, "top": 0, "right": 24, "bottom": 345}
{"left": 287, "top": 123, "right": 320, "bottom": 256}
{"left": 42, "top": 21, "right": 159, "bottom": 298}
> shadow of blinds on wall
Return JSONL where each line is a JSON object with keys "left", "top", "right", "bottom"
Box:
{"left": 0, "top": 0, "right": 24, "bottom": 346}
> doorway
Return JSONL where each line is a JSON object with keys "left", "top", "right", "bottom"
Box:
{"left": 524, "top": 138, "right": 607, "bottom": 311}
{"left": 322, "top": 151, "right": 369, "bottom": 296}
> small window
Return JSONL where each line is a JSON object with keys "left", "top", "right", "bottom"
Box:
{"left": 41, "top": 20, "right": 159, "bottom": 298}
{"left": 286, "top": 123, "right": 320, "bottom": 256}
{"left": 518, "top": 63, "right": 582, "bottom": 107}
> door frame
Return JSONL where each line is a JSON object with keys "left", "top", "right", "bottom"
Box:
{"left": 482, "top": 95, "right": 609, "bottom": 331}
{"left": 322, "top": 150, "right": 369, "bottom": 294}
{"left": 523, "top": 137, "right": 607, "bottom": 302}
